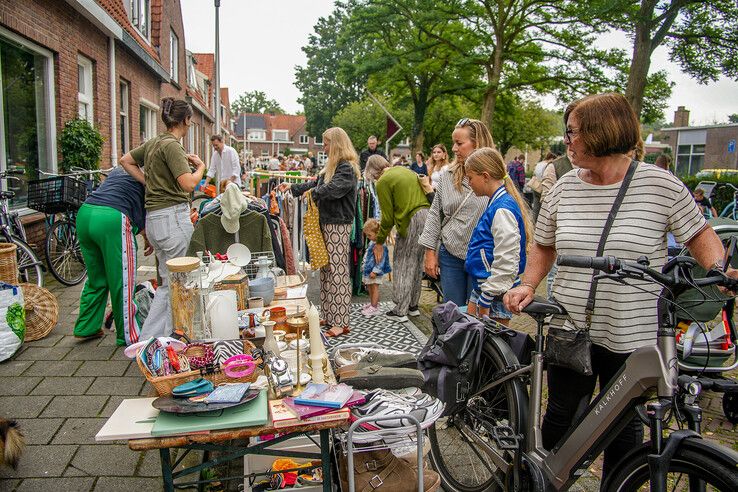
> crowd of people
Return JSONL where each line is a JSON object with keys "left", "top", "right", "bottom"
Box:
{"left": 69, "top": 92, "right": 736, "bottom": 479}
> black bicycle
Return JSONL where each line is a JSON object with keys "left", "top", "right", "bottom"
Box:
{"left": 428, "top": 250, "right": 738, "bottom": 491}
{"left": 0, "top": 169, "right": 44, "bottom": 286}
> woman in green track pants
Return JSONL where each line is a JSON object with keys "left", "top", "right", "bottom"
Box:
{"left": 73, "top": 167, "right": 152, "bottom": 345}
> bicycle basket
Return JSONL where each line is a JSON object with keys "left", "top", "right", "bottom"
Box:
{"left": 27, "top": 176, "right": 87, "bottom": 214}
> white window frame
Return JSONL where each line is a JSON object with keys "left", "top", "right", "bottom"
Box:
{"left": 676, "top": 144, "right": 705, "bottom": 176}
{"left": 273, "top": 129, "right": 289, "bottom": 142}
{"left": 139, "top": 99, "right": 159, "bottom": 143}
{"left": 0, "top": 26, "right": 58, "bottom": 204}
{"left": 261, "top": 150, "right": 270, "bottom": 157}
{"left": 169, "top": 29, "right": 179, "bottom": 83}
{"left": 77, "top": 55, "right": 94, "bottom": 124}
{"left": 317, "top": 151, "right": 327, "bottom": 166}
{"left": 126, "top": 0, "right": 151, "bottom": 41}
{"left": 248, "top": 130, "right": 266, "bottom": 141}
{"left": 119, "top": 80, "right": 130, "bottom": 154}
{"left": 314, "top": 135, "right": 323, "bottom": 145}
{"left": 299, "top": 134, "right": 309, "bottom": 145}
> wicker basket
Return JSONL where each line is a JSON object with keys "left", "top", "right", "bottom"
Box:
{"left": 0, "top": 243, "right": 18, "bottom": 285}
{"left": 137, "top": 339, "right": 261, "bottom": 396}
{"left": 20, "top": 283, "right": 59, "bottom": 342}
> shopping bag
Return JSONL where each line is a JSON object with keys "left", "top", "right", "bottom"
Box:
{"left": 304, "top": 190, "right": 329, "bottom": 270}
{"left": 0, "top": 283, "right": 25, "bottom": 362}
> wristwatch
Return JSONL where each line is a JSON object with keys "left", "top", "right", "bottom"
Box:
{"left": 263, "top": 352, "right": 293, "bottom": 397}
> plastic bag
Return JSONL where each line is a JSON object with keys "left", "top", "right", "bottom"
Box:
{"left": 0, "top": 283, "right": 25, "bottom": 362}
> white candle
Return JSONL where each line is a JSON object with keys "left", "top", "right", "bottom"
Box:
{"left": 307, "top": 304, "right": 326, "bottom": 357}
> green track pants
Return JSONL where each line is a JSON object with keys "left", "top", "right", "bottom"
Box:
{"left": 74, "top": 204, "right": 141, "bottom": 345}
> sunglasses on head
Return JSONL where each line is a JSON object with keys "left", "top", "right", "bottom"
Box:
{"left": 456, "top": 118, "right": 471, "bottom": 127}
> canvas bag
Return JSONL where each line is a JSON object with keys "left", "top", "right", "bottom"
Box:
{"left": 417, "top": 302, "right": 484, "bottom": 416}
{"left": 0, "top": 283, "right": 25, "bottom": 362}
{"left": 304, "top": 190, "right": 329, "bottom": 270}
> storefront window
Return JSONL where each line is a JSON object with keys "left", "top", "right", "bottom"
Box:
{"left": 0, "top": 35, "right": 54, "bottom": 208}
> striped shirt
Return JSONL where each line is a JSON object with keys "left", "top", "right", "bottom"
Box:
{"left": 419, "top": 168, "right": 488, "bottom": 258}
{"left": 536, "top": 163, "right": 706, "bottom": 353}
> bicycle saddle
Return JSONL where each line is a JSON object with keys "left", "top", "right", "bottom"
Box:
{"left": 522, "top": 296, "right": 566, "bottom": 315}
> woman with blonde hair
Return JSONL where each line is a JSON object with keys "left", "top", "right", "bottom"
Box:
{"left": 419, "top": 118, "right": 494, "bottom": 306}
{"left": 464, "top": 147, "right": 531, "bottom": 323}
{"left": 278, "top": 127, "right": 359, "bottom": 336}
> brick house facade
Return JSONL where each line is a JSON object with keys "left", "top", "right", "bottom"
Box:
{"left": 234, "top": 113, "right": 325, "bottom": 163}
{"left": 0, "top": 0, "right": 211, "bottom": 248}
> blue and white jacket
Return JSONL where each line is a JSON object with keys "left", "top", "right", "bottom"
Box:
{"left": 363, "top": 241, "right": 392, "bottom": 277}
{"left": 465, "top": 187, "right": 526, "bottom": 308}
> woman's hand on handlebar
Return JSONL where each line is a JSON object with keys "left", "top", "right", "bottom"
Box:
{"left": 424, "top": 249, "right": 440, "bottom": 278}
{"left": 504, "top": 285, "right": 535, "bottom": 314}
{"left": 719, "top": 266, "right": 738, "bottom": 295}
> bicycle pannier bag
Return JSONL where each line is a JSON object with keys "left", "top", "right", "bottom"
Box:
{"left": 418, "top": 302, "right": 484, "bottom": 416}
{"left": 304, "top": 190, "right": 329, "bottom": 270}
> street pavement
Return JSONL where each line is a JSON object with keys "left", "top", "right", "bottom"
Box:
{"left": 0, "top": 249, "right": 736, "bottom": 491}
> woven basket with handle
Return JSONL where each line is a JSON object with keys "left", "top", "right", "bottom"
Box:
{"left": 20, "top": 283, "right": 58, "bottom": 342}
{"left": 137, "top": 339, "right": 260, "bottom": 396}
{"left": 0, "top": 243, "right": 18, "bottom": 285}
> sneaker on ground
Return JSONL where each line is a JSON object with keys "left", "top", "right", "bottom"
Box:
{"left": 350, "top": 390, "right": 444, "bottom": 443}
{"left": 385, "top": 310, "right": 409, "bottom": 322}
{"left": 360, "top": 304, "right": 374, "bottom": 315}
{"left": 362, "top": 305, "right": 381, "bottom": 317}
{"left": 408, "top": 306, "right": 420, "bottom": 316}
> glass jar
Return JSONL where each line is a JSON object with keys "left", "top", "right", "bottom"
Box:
{"left": 166, "top": 257, "right": 203, "bottom": 340}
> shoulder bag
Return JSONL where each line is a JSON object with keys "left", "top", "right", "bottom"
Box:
{"left": 544, "top": 160, "right": 638, "bottom": 375}
{"left": 303, "top": 190, "right": 329, "bottom": 270}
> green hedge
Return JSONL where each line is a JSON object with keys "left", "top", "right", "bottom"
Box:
{"left": 681, "top": 173, "right": 738, "bottom": 215}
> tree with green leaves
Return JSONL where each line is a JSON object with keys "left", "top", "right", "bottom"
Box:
{"left": 344, "top": 0, "right": 481, "bottom": 153}
{"left": 491, "top": 94, "right": 562, "bottom": 156}
{"left": 588, "top": 0, "right": 738, "bottom": 118}
{"left": 230, "top": 90, "right": 284, "bottom": 115}
{"left": 295, "top": 5, "right": 366, "bottom": 137}
{"left": 728, "top": 114, "right": 738, "bottom": 124}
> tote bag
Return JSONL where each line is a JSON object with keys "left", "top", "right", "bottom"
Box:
{"left": 304, "top": 190, "right": 329, "bottom": 270}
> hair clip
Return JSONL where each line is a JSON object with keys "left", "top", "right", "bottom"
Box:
{"left": 222, "top": 354, "right": 256, "bottom": 379}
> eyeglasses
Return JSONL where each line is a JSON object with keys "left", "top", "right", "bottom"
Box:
{"left": 564, "top": 127, "right": 580, "bottom": 143}
{"left": 456, "top": 118, "right": 471, "bottom": 127}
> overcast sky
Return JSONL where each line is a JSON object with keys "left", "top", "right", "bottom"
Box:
{"left": 181, "top": 0, "right": 738, "bottom": 126}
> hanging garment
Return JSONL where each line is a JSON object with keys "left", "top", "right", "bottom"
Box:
{"left": 187, "top": 211, "right": 273, "bottom": 257}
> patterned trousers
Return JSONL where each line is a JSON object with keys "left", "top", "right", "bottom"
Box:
{"left": 319, "top": 223, "right": 352, "bottom": 328}
{"left": 392, "top": 208, "right": 428, "bottom": 315}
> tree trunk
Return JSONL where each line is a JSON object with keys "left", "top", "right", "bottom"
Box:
{"left": 411, "top": 86, "right": 429, "bottom": 154}
{"left": 480, "top": 88, "right": 497, "bottom": 135}
{"left": 625, "top": 10, "right": 654, "bottom": 118}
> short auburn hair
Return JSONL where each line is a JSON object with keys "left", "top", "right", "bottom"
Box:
{"left": 564, "top": 93, "right": 641, "bottom": 157}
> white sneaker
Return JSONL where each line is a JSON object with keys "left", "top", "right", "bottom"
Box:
{"left": 350, "top": 390, "right": 444, "bottom": 442}
{"left": 408, "top": 305, "right": 420, "bottom": 316}
{"left": 385, "top": 310, "right": 409, "bottom": 322}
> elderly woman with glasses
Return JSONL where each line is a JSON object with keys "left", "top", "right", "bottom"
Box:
{"left": 419, "top": 118, "right": 494, "bottom": 307}
{"left": 504, "top": 92, "right": 732, "bottom": 479}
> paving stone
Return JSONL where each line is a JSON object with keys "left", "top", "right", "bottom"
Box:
{"left": 0, "top": 376, "right": 42, "bottom": 396}
{"left": 96, "top": 333, "right": 119, "bottom": 346}
{"left": 86, "top": 377, "right": 143, "bottom": 396}
{"left": 0, "top": 396, "right": 52, "bottom": 418}
{"left": 14, "top": 418, "right": 64, "bottom": 445}
{"left": 55, "top": 336, "right": 86, "bottom": 347}
{"left": 71, "top": 445, "right": 140, "bottom": 477}
{"left": 100, "top": 396, "right": 126, "bottom": 418}
{"left": 15, "top": 477, "right": 94, "bottom": 491}
{"left": 23, "top": 361, "right": 82, "bottom": 377}
{"left": 136, "top": 451, "right": 164, "bottom": 477}
{"left": 0, "top": 479, "right": 20, "bottom": 491}
{"left": 124, "top": 362, "right": 142, "bottom": 377}
{"left": 15, "top": 347, "right": 72, "bottom": 361}
{"left": 63, "top": 345, "right": 117, "bottom": 361}
{"left": 0, "top": 360, "right": 32, "bottom": 376}
{"left": 30, "top": 377, "right": 94, "bottom": 396}
{"left": 23, "top": 334, "right": 64, "bottom": 348}
{"left": 109, "top": 346, "right": 129, "bottom": 360}
{"left": 0, "top": 445, "right": 77, "bottom": 478}
{"left": 51, "top": 418, "right": 106, "bottom": 445}
{"left": 93, "top": 477, "right": 161, "bottom": 491}
{"left": 40, "top": 396, "right": 108, "bottom": 418}
{"left": 74, "top": 360, "right": 130, "bottom": 377}
{"left": 62, "top": 466, "right": 88, "bottom": 477}
{"left": 139, "top": 382, "right": 157, "bottom": 397}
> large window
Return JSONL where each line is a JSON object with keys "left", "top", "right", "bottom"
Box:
{"left": 119, "top": 81, "right": 130, "bottom": 154}
{"left": 139, "top": 103, "right": 157, "bottom": 143}
{"left": 169, "top": 30, "right": 179, "bottom": 83}
{"left": 314, "top": 135, "right": 323, "bottom": 145}
{"left": 127, "top": 0, "right": 151, "bottom": 40}
{"left": 299, "top": 134, "right": 309, "bottom": 145}
{"left": 248, "top": 130, "right": 266, "bottom": 141}
{"left": 77, "top": 55, "right": 93, "bottom": 123}
{"left": 273, "top": 129, "right": 289, "bottom": 142}
{"left": 0, "top": 31, "right": 56, "bottom": 208}
{"left": 676, "top": 144, "right": 705, "bottom": 176}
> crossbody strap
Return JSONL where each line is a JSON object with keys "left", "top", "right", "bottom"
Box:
{"left": 442, "top": 190, "right": 473, "bottom": 228}
{"left": 585, "top": 159, "right": 638, "bottom": 329}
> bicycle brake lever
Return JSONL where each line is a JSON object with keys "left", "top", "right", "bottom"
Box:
{"left": 593, "top": 273, "right": 629, "bottom": 284}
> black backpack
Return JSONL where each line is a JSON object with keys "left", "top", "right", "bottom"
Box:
{"left": 417, "top": 302, "right": 485, "bottom": 416}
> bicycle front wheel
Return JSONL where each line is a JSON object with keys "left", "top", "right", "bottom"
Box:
{"left": 45, "top": 219, "right": 86, "bottom": 286}
{"left": 11, "top": 236, "right": 43, "bottom": 287}
{"left": 428, "top": 338, "right": 527, "bottom": 492}
{"left": 604, "top": 445, "right": 738, "bottom": 491}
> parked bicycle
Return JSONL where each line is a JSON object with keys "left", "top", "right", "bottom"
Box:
{"left": 0, "top": 168, "right": 44, "bottom": 286}
{"left": 428, "top": 251, "right": 738, "bottom": 490}
{"left": 28, "top": 167, "right": 108, "bottom": 286}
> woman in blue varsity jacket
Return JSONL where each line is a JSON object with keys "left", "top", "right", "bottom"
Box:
{"left": 464, "top": 147, "right": 532, "bottom": 324}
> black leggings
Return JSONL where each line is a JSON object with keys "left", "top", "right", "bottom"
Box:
{"left": 542, "top": 344, "right": 644, "bottom": 479}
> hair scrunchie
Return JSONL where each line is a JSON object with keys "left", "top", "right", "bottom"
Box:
{"left": 184, "top": 343, "right": 214, "bottom": 370}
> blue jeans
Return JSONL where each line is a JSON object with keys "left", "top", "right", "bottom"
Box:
{"left": 439, "top": 244, "right": 475, "bottom": 307}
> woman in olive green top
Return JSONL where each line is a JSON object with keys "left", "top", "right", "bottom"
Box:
{"left": 120, "top": 97, "right": 205, "bottom": 338}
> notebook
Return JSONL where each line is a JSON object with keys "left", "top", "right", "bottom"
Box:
{"left": 151, "top": 390, "right": 268, "bottom": 437}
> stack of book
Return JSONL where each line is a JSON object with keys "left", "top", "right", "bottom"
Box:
{"left": 269, "top": 383, "right": 362, "bottom": 429}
